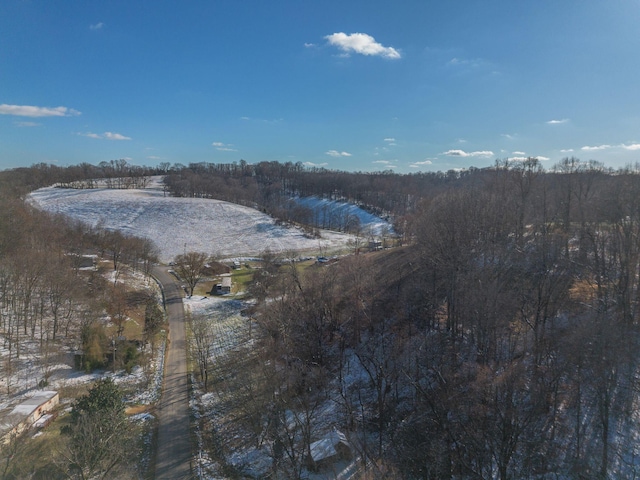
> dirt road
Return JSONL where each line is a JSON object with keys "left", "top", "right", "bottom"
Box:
{"left": 152, "top": 266, "right": 193, "bottom": 479}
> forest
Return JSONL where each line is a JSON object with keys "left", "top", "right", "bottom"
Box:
{"left": 3, "top": 157, "right": 640, "bottom": 478}
{"left": 175, "top": 157, "right": 640, "bottom": 479}
{"left": 0, "top": 162, "right": 162, "bottom": 478}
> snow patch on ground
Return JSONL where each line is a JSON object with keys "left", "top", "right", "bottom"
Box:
{"left": 292, "top": 196, "right": 393, "bottom": 236}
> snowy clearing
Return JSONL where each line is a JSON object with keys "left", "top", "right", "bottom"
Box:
{"left": 28, "top": 179, "right": 367, "bottom": 263}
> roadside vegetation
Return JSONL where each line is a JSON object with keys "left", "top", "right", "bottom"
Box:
{"left": 0, "top": 164, "right": 165, "bottom": 478}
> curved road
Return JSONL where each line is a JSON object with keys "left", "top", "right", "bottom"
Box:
{"left": 152, "top": 266, "right": 193, "bottom": 479}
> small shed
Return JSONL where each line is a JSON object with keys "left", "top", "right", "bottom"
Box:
{"left": 368, "top": 240, "right": 383, "bottom": 251}
{"left": 214, "top": 274, "right": 232, "bottom": 295}
{"left": 306, "top": 430, "right": 352, "bottom": 471}
{"left": 0, "top": 391, "right": 59, "bottom": 444}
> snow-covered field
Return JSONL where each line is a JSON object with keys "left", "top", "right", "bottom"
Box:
{"left": 28, "top": 178, "right": 371, "bottom": 263}
{"left": 292, "top": 196, "right": 392, "bottom": 236}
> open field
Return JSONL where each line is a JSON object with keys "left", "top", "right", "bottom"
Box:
{"left": 27, "top": 179, "right": 371, "bottom": 263}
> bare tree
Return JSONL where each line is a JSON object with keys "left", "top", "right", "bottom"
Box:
{"left": 174, "top": 251, "right": 209, "bottom": 297}
{"left": 190, "top": 311, "right": 215, "bottom": 390}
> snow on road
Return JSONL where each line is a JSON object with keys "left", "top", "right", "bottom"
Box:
{"left": 28, "top": 180, "right": 356, "bottom": 263}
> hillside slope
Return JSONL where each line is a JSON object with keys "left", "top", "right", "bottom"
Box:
{"left": 28, "top": 181, "right": 357, "bottom": 263}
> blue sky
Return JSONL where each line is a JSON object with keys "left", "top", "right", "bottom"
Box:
{"left": 2, "top": 0, "right": 640, "bottom": 173}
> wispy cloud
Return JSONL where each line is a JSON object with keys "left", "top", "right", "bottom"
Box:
{"left": 15, "top": 121, "right": 40, "bottom": 127}
{"left": 512, "top": 151, "right": 526, "bottom": 156}
{"left": 442, "top": 149, "right": 494, "bottom": 158}
{"left": 325, "top": 32, "right": 401, "bottom": 59}
{"left": 560, "top": 148, "right": 574, "bottom": 153}
{"left": 212, "top": 141, "right": 237, "bottom": 152}
{"left": 0, "top": 104, "right": 81, "bottom": 117}
{"left": 581, "top": 144, "right": 612, "bottom": 151}
{"left": 622, "top": 143, "right": 640, "bottom": 151}
{"left": 147, "top": 156, "right": 162, "bottom": 160}
{"left": 326, "top": 150, "right": 352, "bottom": 157}
{"left": 508, "top": 155, "right": 549, "bottom": 162}
{"left": 79, "top": 131, "right": 131, "bottom": 140}
{"left": 581, "top": 143, "right": 640, "bottom": 152}
{"left": 447, "top": 57, "right": 484, "bottom": 68}
{"left": 373, "top": 160, "right": 393, "bottom": 164}
{"left": 304, "top": 42, "right": 316, "bottom": 48}
{"left": 89, "top": 22, "right": 104, "bottom": 30}
{"left": 239, "top": 116, "right": 283, "bottom": 124}
{"left": 303, "top": 161, "right": 328, "bottom": 167}
{"left": 104, "top": 132, "right": 131, "bottom": 140}
{"left": 409, "top": 160, "right": 434, "bottom": 168}
{"left": 547, "top": 118, "right": 569, "bottom": 125}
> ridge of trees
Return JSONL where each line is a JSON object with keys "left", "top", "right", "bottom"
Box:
{"left": 214, "top": 156, "right": 640, "bottom": 478}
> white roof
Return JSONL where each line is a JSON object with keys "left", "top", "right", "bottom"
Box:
{"left": 309, "top": 431, "right": 349, "bottom": 462}
{"left": 0, "top": 391, "right": 58, "bottom": 430}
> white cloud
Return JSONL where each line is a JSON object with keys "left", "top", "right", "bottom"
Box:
{"left": 442, "top": 149, "right": 494, "bottom": 158}
{"left": 326, "top": 150, "right": 352, "bottom": 157}
{"left": 79, "top": 131, "right": 131, "bottom": 140}
{"left": 212, "top": 141, "right": 237, "bottom": 152}
{"left": 509, "top": 154, "right": 549, "bottom": 162}
{"left": 622, "top": 143, "right": 640, "bottom": 151}
{"left": 15, "top": 121, "right": 40, "bottom": 127}
{"left": 304, "top": 42, "right": 316, "bottom": 48}
{"left": 580, "top": 143, "right": 640, "bottom": 152}
{"left": 90, "top": 22, "right": 104, "bottom": 30}
{"left": 325, "top": 32, "right": 401, "bottom": 59}
{"left": 303, "top": 161, "right": 328, "bottom": 167}
{"left": 373, "top": 160, "right": 392, "bottom": 164}
{"left": 384, "top": 138, "right": 396, "bottom": 142}
{"left": 512, "top": 151, "right": 526, "bottom": 155}
{"left": 447, "top": 57, "right": 483, "bottom": 68}
{"left": 103, "top": 131, "right": 131, "bottom": 140}
{"left": 581, "top": 144, "right": 612, "bottom": 151}
{"left": 547, "top": 118, "right": 569, "bottom": 125}
{"left": 0, "top": 104, "right": 81, "bottom": 117}
{"left": 409, "top": 160, "right": 434, "bottom": 168}
{"left": 560, "top": 148, "right": 574, "bottom": 153}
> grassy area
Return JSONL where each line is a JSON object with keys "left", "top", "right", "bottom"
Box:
{"left": 231, "top": 267, "right": 253, "bottom": 296}
{"left": 1, "top": 410, "right": 70, "bottom": 479}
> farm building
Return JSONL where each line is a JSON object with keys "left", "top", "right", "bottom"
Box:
{"left": 214, "top": 274, "right": 232, "bottom": 294}
{"left": 306, "top": 430, "right": 352, "bottom": 471}
{"left": 0, "top": 390, "right": 59, "bottom": 444}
